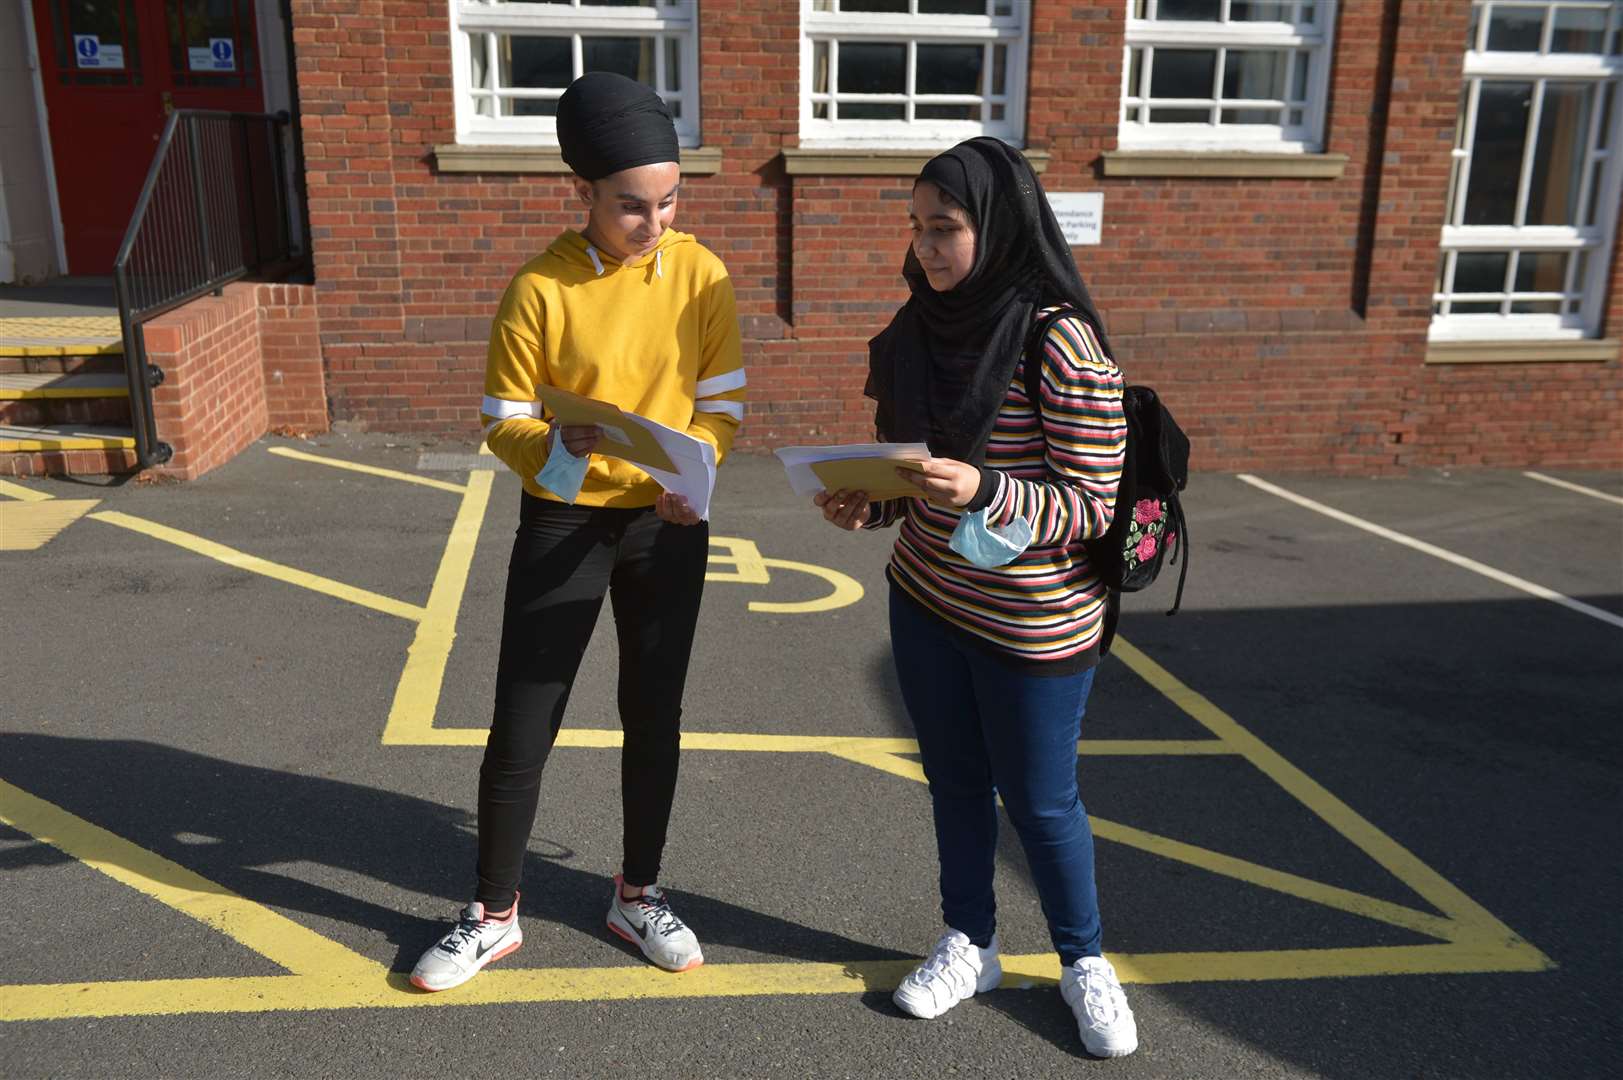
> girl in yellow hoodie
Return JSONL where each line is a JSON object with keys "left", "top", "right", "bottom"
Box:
{"left": 410, "top": 73, "right": 744, "bottom": 992}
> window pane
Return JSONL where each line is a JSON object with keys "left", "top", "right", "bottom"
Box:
{"left": 1291, "top": 52, "right": 1309, "bottom": 100}
{"left": 504, "top": 98, "right": 557, "bottom": 117}
{"left": 1150, "top": 107, "right": 1211, "bottom": 122}
{"left": 502, "top": 36, "right": 571, "bottom": 89}
{"left": 1463, "top": 82, "right": 1533, "bottom": 225}
{"left": 1466, "top": 4, "right": 1481, "bottom": 49}
{"left": 991, "top": 43, "right": 1006, "bottom": 95}
{"left": 1222, "top": 107, "right": 1282, "bottom": 124}
{"left": 1510, "top": 300, "right": 1561, "bottom": 313}
{"left": 1128, "top": 47, "right": 1142, "bottom": 98}
{"left": 1584, "top": 158, "right": 1606, "bottom": 226}
{"left": 583, "top": 37, "right": 654, "bottom": 84}
{"left": 990, "top": 102, "right": 1005, "bottom": 120}
{"left": 1454, "top": 250, "right": 1510, "bottom": 293}
{"left": 1486, "top": 6, "right": 1544, "bottom": 52}
{"left": 1156, "top": 0, "right": 1220, "bottom": 20}
{"left": 917, "top": 104, "right": 977, "bottom": 119}
{"left": 1551, "top": 7, "right": 1608, "bottom": 54}
{"left": 469, "top": 34, "right": 491, "bottom": 90}
{"left": 918, "top": 0, "right": 986, "bottom": 12}
{"left": 1150, "top": 49, "right": 1217, "bottom": 99}
{"left": 1224, "top": 51, "right": 1288, "bottom": 100}
{"left": 813, "top": 39, "right": 829, "bottom": 95}
{"left": 1514, "top": 251, "right": 1568, "bottom": 292}
{"left": 917, "top": 44, "right": 983, "bottom": 95}
{"left": 665, "top": 37, "right": 680, "bottom": 92}
{"left": 1596, "top": 82, "right": 1614, "bottom": 150}
{"left": 840, "top": 0, "right": 909, "bottom": 11}
{"left": 1451, "top": 302, "right": 1503, "bottom": 313}
{"left": 1526, "top": 83, "right": 1593, "bottom": 225}
{"left": 838, "top": 42, "right": 906, "bottom": 94}
{"left": 1230, "top": 2, "right": 1290, "bottom": 21}
{"left": 813, "top": 100, "right": 829, "bottom": 118}
{"left": 841, "top": 102, "right": 906, "bottom": 119}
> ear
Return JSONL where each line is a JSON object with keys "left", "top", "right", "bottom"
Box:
{"left": 571, "top": 175, "right": 594, "bottom": 206}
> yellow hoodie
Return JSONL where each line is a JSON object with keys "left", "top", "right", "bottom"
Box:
{"left": 480, "top": 228, "right": 746, "bottom": 507}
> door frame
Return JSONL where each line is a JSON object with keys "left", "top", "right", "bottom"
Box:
{"left": 19, "top": 0, "right": 69, "bottom": 276}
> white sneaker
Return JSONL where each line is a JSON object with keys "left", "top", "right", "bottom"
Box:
{"left": 606, "top": 874, "right": 704, "bottom": 972}
{"left": 409, "top": 897, "right": 522, "bottom": 992}
{"left": 1060, "top": 955, "right": 1138, "bottom": 1058}
{"left": 892, "top": 929, "right": 1003, "bottom": 1019}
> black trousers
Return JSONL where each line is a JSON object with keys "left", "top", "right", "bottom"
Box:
{"left": 475, "top": 492, "right": 709, "bottom": 908}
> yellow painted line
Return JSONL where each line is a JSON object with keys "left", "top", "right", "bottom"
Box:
{"left": 706, "top": 536, "right": 771, "bottom": 584}
{"left": 0, "top": 386, "right": 127, "bottom": 400}
{"left": 0, "top": 343, "right": 123, "bottom": 357}
{"left": 0, "top": 935, "right": 1551, "bottom": 1022}
{"left": 0, "top": 477, "right": 56, "bottom": 502}
{"left": 381, "top": 471, "right": 495, "bottom": 744}
{"left": 1522, "top": 470, "right": 1623, "bottom": 507}
{"left": 89, "top": 510, "right": 427, "bottom": 622}
{"left": 833, "top": 748, "right": 1453, "bottom": 940}
{"left": 267, "top": 446, "right": 469, "bottom": 495}
{"left": 748, "top": 557, "right": 864, "bottom": 614}
{"left": 1111, "top": 636, "right": 1547, "bottom": 953}
{"left": 0, "top": 498, "right": 98, "bottom": 550}
{"left": 0, "top": 779, "right": 378, "bottom": 980}
{"left": 1238, "top": 473, "right": 1623, "bottom": 631}
{"left": 0, "top": 431, "right": 136, "bottom": 451}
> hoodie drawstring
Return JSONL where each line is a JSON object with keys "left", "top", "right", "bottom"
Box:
{"left": 655, "top": 249, "right": 663, "bottom": 279}
{"left": 586, "top": 245, "right": 605, "bottom": 277}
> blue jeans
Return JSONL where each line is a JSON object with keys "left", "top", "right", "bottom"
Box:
{"left": 889, "top": 587, "right": 1104, "bottom": 965}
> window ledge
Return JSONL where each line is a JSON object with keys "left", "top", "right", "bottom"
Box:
{"left": 1425, "top": 339, "right": 1620, "bottom": 365}
{"left": 1101, "top": 150, "right": 1348, "bottom": 178}
{"left": 783, "top": 147, "right": 1049, "bottom": 176}
{"left": 433, "top": 144, "right": 723, "bottom": 175}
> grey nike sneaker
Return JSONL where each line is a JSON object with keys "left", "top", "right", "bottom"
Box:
{"left": 605, "top": 874, "right": 704, "bottom": 972}
{"left": 409, "top": 896, "right": 523, "bottom": 992}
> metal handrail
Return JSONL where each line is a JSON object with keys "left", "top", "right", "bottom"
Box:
{"left": 112, "top": 109, "right": 302, "bottom": 468}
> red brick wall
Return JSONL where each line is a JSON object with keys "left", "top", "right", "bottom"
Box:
{"left": 145, "top": 284, "right": 270, "bottom": 480}
{"left": 287, "top": 0, "right": 1621, "bottom": 473}
{"left": 257, "top": 283, "right": 329, "bottom": 433}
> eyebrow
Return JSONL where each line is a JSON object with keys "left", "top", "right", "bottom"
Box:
{"left": 617, "top": 184, "right": 681, "bottom": 202}
{"left": 908, "top": 212, "right": 961, "bottom": 222}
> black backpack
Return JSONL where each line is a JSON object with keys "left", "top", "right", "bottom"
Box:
{"left": 1023, "top": 308, "right": 1190, "bottom": 653}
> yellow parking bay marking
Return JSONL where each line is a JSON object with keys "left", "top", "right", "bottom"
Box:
{"left": 267, "top": 445, "right": 470, "bottom": 494}
{"left": 1522, "top": 470, "right": 1623, "bottom": 507}
{"left": 88, "top": 510, "right": 427, "bottom": 621}
{"left": 0, "top": 780, "right": 377, "bottom": 981}
{"left": 1237, "top": 473, "right": 1623, "bottom": 631}
{"left": 383, "top": 470, "right": 495, "bottom": 745}
{"left": 0, "top": 498, "right": 99, "bottom": 549}
{"left": 0, "top": 478, "right": 54, "bottom": 502}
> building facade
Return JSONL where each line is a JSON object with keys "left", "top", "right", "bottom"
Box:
{"left": 7, "top": 1, "right": 1621, "bottom": 474}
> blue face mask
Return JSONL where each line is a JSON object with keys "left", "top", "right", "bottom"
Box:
{"left": 534, "top": 428, "right": 589, "bottom": 503}
{"left": 949, "top": 508, "right": 1033, "bottom": 569}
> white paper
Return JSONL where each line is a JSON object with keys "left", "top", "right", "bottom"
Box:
{"left": 637, "top": 420, "right": 716, "bottom": 521}
{"left": 773, "top": 442, "right": 931, "bottom": 497}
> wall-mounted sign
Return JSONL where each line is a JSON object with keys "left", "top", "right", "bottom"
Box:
{"left": 189, "top": 38, "right": 237, "bottom": 72}
{"left": 1047, "top": 192, "right": 1103, "bottom": 246}
{"left": 73, "top": 35, "right": 125, "bottom": 70}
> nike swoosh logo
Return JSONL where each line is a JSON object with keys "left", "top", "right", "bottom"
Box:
{"left": 630, "top": 916, "right": 653, "bottom": 942}
{"left": 475, "top": 924, "right": 513, "bottom": 960}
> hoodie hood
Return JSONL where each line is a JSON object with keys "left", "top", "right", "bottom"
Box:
{"left": 547, "top": 228, "right": 695, "bottom": 282}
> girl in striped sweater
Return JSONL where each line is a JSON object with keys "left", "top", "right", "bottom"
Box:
{"left": 814, "top": 138, "right": 1138, "bottom": 1059}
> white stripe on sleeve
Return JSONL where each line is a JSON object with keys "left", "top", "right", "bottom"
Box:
{"left": 694, "top": 399, "right": 744, "bottom": 422}
{"left": 481, "top": 395, "right": 540, "bottom": 421}
{"left": 695, "top": 369, "right": 747, "bottom": 398}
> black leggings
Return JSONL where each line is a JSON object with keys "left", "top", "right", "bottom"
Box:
{"left": 475, "top": 492, "right": 709, "bottom": 908}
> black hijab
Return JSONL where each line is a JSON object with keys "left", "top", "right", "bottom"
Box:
{"left": 866, "top": 137, "right": 1111, "bottom": 466}
{"left": 556, "top": 72, "right": 679, "bottom": 181}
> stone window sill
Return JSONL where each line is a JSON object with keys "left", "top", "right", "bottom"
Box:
{"left": 433, "top": 144, "right": 723, "bottom": 175}
{"left": 783, "top": 148, "right": 1049, "bottom": 176}
{"left": 1100, "top": 150, "right": 1348, "bottom": 179}
{"left": 1424, "top": 339, "right": 1620, "bottom": 365}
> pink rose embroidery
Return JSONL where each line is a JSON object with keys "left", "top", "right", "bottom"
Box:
{"left": 1136, "top": 534, "right": 1158, "bottom": 561}
{"left": 1134, "top": 498, "right": 1161, "bottom": 525}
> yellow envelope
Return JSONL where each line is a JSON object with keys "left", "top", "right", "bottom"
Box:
{"left": 810, "top": 457, "right": 926, "bottom": 500}
{"left": 535, "top": 385, "right": 677, "bottom": 474}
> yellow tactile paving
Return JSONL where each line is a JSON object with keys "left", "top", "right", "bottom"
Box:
{"left": 0, "top": 315, "right": 123, "bottom": 356}
{"left": 0, "top": 499, "right": 100, "bottom": 550}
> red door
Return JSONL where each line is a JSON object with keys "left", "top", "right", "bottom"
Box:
{"left": 32, "top": 0, "right": 265, "bottom": 274}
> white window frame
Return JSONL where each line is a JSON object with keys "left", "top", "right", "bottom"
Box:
{"left": 1431, "top": 1, "right": 1623, "bottom": 342}
{"left": 449, "top": 0, "right": 700, "bottom": 147}
{"left": 800, "top": 0, "right": 1029, "bottom": 149}
{"left": 1119, "top": 0, "right": 1337, "bottom": 153}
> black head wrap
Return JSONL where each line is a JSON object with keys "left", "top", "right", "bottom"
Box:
{"left": 866, "top": 137, "right": 1111, "bottom": 466}
{"left": 556, "top": 72, "right": 679, "bottom": 181}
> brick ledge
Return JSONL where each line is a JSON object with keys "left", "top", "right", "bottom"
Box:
{"left": 1101, "top": 151, "right": 1349, "bottom": 179}
{"left": 1425, "top": 338, "right": 1620, "bottom": 365}
{"left": 784, "top": 148, "right": 1049, "bottom": 176}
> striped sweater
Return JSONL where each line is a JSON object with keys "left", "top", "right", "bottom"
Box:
{"left": 869, "top": 313, "right": 1127, "bottom": 672}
